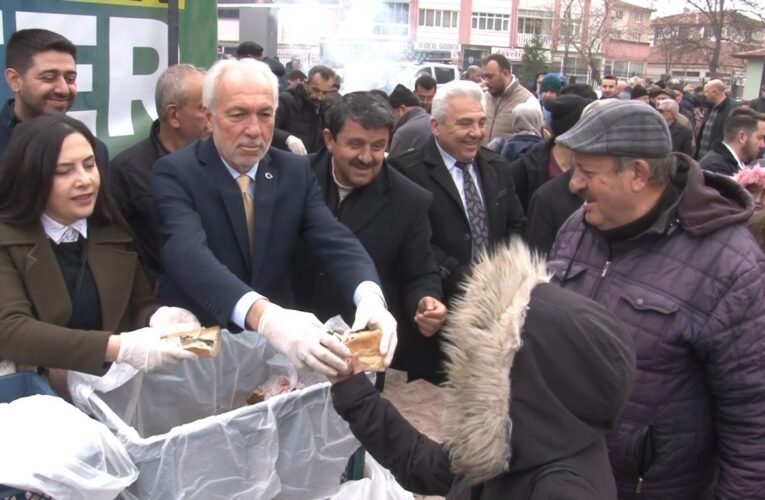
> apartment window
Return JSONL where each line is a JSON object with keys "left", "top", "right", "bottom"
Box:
{"left": 374, "top": 2, "right": 409, "bottom": 36}
{"left": 613, "top": 10, "right": 623, "bottom": 19}
{"left": 631, "top": 33, "right": 641, "bottom": 42}
{"left": 472, "top": 12, "right": 510, "bottom": 32}
{"left": 418, "top": 9, "right": 458, "bottom": 28}
{"left": 633, "top": 12, "right": 643, "bottom": 22}
{"left": 518, "top": 17, "right": 545, "bottom": 35}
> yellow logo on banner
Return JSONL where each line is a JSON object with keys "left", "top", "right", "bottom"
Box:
{"left": 66, "top": 0, "right": 186, "bottom": 8}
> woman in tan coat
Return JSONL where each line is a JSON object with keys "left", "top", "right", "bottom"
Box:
{"left": 0, "top": 115, "right": 198, "bottom": 378}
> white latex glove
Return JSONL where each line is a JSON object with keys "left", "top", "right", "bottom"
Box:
{"left": 116, "top": 326, "right": 198, "bottom": 372}
{"left": 352, "top": 294, "right": 397, "bottom": 366}
{"left": 149, "top": 306, "right": 201, "bottom": 329}
{"left": 257, "top": 304, "right": 351, "bottom": 377}
{"left": 285, "top": 135, "right": 307, "bottom": 155}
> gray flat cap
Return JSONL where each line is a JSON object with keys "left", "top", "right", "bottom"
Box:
{"left": 556, "top": 100, "right": 672, "bottom": 158}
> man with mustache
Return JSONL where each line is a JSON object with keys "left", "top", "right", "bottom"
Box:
{"left": 388, "top": 80, "right": 525, "bottom": 383}
{"left": 1, "top": 29, "right": 110, "bottom": 177}
{"left": 547, "top": 100, "right": 765, "bottom": 499}
{"left": 293, "top": 92, "right": 446, "bottom": 382}
{"left": 153, "top": 59, "right": 397, "bottom": 378}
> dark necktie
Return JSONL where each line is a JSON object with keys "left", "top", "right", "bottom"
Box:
{"left": 455, "top": 161, "right": 489, "bottom": 261}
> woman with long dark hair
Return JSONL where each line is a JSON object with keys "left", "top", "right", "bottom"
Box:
{"left": 0, "top": 115, "right": 198, "bottom": 378}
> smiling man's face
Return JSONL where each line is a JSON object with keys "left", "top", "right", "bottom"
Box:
{"left": 432, "top": 94, "right": 486, "bottom": 163}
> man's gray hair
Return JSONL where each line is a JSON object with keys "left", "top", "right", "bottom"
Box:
{"left": 616, "top": 155, "right": 676, "bottom": 186}
{"left": 156, "top": 64, "right": 204, "bottom": 120}
{"left": 656, "top": 99, "right": 678, "bottom": 116}
{"left": 203, "top": 58, "right": 279, "bottom": 112}
{"left": 431, "top": 80, "right": 485, "bottom": 123}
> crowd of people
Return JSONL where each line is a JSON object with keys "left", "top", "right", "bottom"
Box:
{"left": 1, "top": 28, "right": 765, "bottom": 500}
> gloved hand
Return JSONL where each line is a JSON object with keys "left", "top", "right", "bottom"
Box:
{"left": 258, "top": 304, "right": 351, "bottom": 377}
{"left": 285, "top": 135, "right": 307, "bottom": 155}
{"left": 149, "top": 306, "right": 201, "bottom": 330}
{"left": 352, "top": 294, "right": 397, "bottom": 366}
{"left": 116, "top": 326, "right": 198, "bottom": 372}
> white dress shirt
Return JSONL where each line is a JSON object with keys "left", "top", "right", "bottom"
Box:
{"left": 435, "top": 140, "right": 486, "bottom": 211}
{"left": 40, "top": 213, "right": 88, "bottom": 244}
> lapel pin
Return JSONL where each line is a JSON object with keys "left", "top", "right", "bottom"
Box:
{"left": 265, "top": 172, "right": 274, "bottom": 180}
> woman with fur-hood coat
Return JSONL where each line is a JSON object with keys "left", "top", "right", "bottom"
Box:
{"left": 331, "top": 240, "right": 636, "bottom": 499}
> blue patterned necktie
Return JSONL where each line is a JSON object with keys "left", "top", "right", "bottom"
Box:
{"left": 455, "top": 161, "right": 489, "bottom": 261}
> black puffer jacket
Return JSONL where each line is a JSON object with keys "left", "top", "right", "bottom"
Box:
{"left": 332, "top": 241, "right": 635, "bottom": 499}
{"left": 273, "top": 84, "right": 328, "bottom": 154}
{"left": 507, "top": 137, "right": 554, "bottom": 213}
{"left": 548, "top": 155, "right": 765, "bottom": 499}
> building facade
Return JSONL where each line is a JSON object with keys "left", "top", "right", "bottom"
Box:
{"left": 216, "top": 0, "right": 657, "bottom": 86}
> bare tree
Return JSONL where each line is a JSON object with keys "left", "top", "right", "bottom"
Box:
{"left": 652, "top": 17, "right": 707, "bottom": 78}
{"left": 683, "top": 0, "right": 764, "bottom": 74}
{"left": 558, "top": 0, "right": 612, "bottom": 83}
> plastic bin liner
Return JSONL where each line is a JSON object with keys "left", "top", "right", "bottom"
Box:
{"left": 0, "top": 395, "right": 138, "bottom": 500}
{"left": 329, "top": 453, "right": 415, "bottom": 500}
{"left": 68, "top": 330, "right": 359, "bottom": 500}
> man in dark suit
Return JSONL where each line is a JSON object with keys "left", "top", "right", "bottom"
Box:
{"left": 293, "top": 92, "right": 446, "bottom": 380}
{"left": 388, "top": 80, "right": 525, "bottom": 382}
{"left": 153, "top": 58, "right": 397, "bottom": 377}
{"left": 700, "top": 107, "right": 765, "bottom": 176}
{"left": 389, "top": 80, "right": 526, "bottom": 301}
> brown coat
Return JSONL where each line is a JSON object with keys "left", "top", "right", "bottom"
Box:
{"left": 485, "top": 76, "right": 538, "bottom": 143}
{"left": 0, "top": 221, "right": 157, "bottom": 375}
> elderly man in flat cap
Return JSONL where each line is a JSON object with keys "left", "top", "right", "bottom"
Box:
{"left": 547, "top": 100, "right": 765, "bottom": 500}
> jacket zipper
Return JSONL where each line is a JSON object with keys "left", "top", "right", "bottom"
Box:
{"left": 591, "top": 242, "right": 612, "bottom": 300}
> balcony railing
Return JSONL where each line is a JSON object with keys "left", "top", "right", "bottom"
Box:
{"left": 517, "top": 32, "right": 552, "bottom": 47}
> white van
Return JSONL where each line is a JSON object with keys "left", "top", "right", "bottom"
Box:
{"left": 390, "top": 62, "right": 461, "bottom": 91}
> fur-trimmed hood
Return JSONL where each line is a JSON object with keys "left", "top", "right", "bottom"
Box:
{"left": 441, "top": 239, "right": 635, "bottom": 486}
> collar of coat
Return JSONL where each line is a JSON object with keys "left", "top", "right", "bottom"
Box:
{"left": 441, "top": 239, "right": 550, "bottom": 484}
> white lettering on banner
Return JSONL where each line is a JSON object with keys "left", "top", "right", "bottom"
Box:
{"left": 0, "top": 12, "right": 3, "bottom": 42}
{"left": 109, "top": 17, "right": 167, "bottom": 137}
{"left": 77, "top": 64, "right": 93, "bottom": 93}
{"left": 16, "top": 11, "right": 97, "bottom": 45}
{"left": 68, "top": 110, "right": 98, "bottom": 135}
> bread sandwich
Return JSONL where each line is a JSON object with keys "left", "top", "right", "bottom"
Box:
{"left": 165, "top": 326, "right": 221, "bottom": 357}
{"left": 333, "top": 329, "right": 385, "bottom": 372}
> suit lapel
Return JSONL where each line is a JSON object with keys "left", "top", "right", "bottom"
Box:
{"left": 199, "top": 138, "right": 251, "bottom": 268}
{"left": 87, "top": 226, "right": 137, "bottom": 332}
{"left": 23, "top": 232, "right": 72, "bottom": 327}
{"left": 475, "top": 152, "right": 500, "bottom": 234}
{"left": 342, "top": 164, "right": 390, "bottom": 233}
{"left": 251, "top": 152, "right": 277, "bottom": 283}
{"left": 425, "top": 139, "right": 464, "bottom": 211}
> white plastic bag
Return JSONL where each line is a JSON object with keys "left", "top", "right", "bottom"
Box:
{"left": 330, "top": 453, "right": 415, "bottom": 500}
{"left": 0, "top": 395, "right": 137, "bottom": 500}
{"left": 69, "top": 329, "right": 358, "bottom": 500}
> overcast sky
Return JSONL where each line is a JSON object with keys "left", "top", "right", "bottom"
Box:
{"left": 631, "top": 0, "right": 765, "bottom": 18}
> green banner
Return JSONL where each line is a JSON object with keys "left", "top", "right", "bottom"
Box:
{"left": 0, "top": 0, "right": 217, "bottom": 155}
